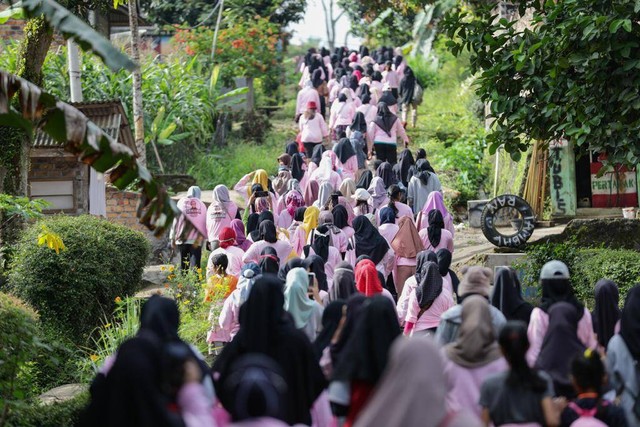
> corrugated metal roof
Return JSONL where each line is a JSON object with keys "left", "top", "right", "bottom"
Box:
{"left": 32, "top": 100, "right": 138, "bottom": 156}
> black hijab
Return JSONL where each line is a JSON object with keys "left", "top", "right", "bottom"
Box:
{"left": 373, "top": 102, "right": 398, "bottom": 137}
{"left": 278, "top": 257, "right": 305, "bottom": 282}
{"left": 334, "top": 137, "right": 356, "bottom": 164}
{"left": 427, "top": 209, "right": 445, "bottom": 248}
{"left": 352, "top": 215, "right": 389, "bottom": 265}
{"left": 398, "top": 66, "right": 416, "bottom": 105}
{"left": 378, "top": 91, "right": 397, "bottom": 107}
{"left": 312, "top": 68, "right": 324, "bottom": 89}
{"left": 258, "top": 220, "right": 277, "bottom": 244}
{"left": 491, "top": 267, "right": 533, "bottom": 324}
{"left": 312, "top": 300, "right": 346, "bottom": 360}
{"left": 394, "top": 55, "right": 403, "bottom": 68}
{"left": 294, "top": 207, "right": 306, "bottom": 222}
{"left": 620, "top": 284, "right": 640, "bottom": 360}
{"left": 415, "top": 250, "right": 438, "bottom": 284}
{"left": 309, "top": 224, "right": 330, "bottom": 263}
{"left": 592, "top": 279, "right": 620, "bottom": 348}
{"left": 540, "top": 278, "right": 584, "bottom": 318}
{"left": 332, "top": 296, "right": 400, "bottom": 384}
{"left": 219, "top": 354, "right": 288, "bottom": 422}
{"left": 330, "top": 294, "right": 367, "bottom": 368}
{"left": 259, "top": 246, "right": 280, "bottom": 275}
{"left": 303, "top": 254, "right": 328, "bottom": 292}
{"left": 251, "top": 211, "right": 275, "bottom": 241}
{"left": 535, "top": 302, "right": 586, "bottom": 394}
{"left": 436, "top": 248, "right": 460, "bottom": 297}
{"left": 213, "top": 276, "right": 326, "bottom": 426}
{"left": 311, "top": 144, "right": 325, "bottom": 166}
{"left": 286, "top": 141, "right": 298, "bottom": 157}
{"left": 394, "top": 148, "right": 415, "bottom": 187}
{"left": 376, "top": 161, "right": 396, "bottom": 189}
{"left": 357, "top": 83, "right": 371, "bottom": 99}
{"left": 356, "top": 170, "right": 373, "bottom": 189}
{"left": 291, "top": 153, "right": 305, "bottom": 181}
{"left": 332, "top": 204, "right": 349, "bottom": 229}
{"left": 246, "top": 213, "right": 259, "bottom": 237}
{"left": 330, "top": 261, "right": 356, "bottom": 302}
{"left": 414, "top": 159, "right": 432, "bottom": 185}
{"left": 351, "top": 112, "right": 367, "bottom": 134}
{"left": 348, "top": 74, "right": 358, "bottom": 91}
{"left": 416, "top": 262, "right": 443, "bottom": 309}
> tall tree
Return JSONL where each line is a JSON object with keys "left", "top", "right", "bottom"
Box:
{"left": 442, "top": 0, "right": 640, "bottom": 167}
{"left": 224, "top": 0, "right": 306, "bottom": 28}
{"left": 321, "top": 0, "right": 344, "bottom": 50}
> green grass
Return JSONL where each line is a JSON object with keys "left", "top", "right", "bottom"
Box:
{"left": 189, "top": 121, "right": 297, "bottom": 189}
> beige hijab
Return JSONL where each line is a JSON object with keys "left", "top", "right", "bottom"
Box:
{"left": 354, "top": 337, "right": 481, "bottom": 427}
{"left": 391, "top": 216, "right": 424, "bottom": 258}
{"left": 445, "top": 295, "right": 502, "bottom": 368}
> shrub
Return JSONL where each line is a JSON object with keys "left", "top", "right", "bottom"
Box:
{"left": 0, "top": 293, "right": 42, "bottom": 423}
{"left": 6, "top": 392, "right": 89, "bottom": 427}
{"left": 9, "top": 215, "right": 150, "bottom": 345}
{"left": 513, "top": 242, "right": 640, "bottom": 309}
{"left": 572, "top": 249, "right": 640, "bottom": 309}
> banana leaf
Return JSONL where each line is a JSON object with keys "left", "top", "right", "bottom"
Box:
{"left": 0, "top": 69, "right": 178, "bottom": 236}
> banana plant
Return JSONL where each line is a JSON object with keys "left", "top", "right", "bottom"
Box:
{"left": 0, "top": 69, "right": 178, "bottom": 236}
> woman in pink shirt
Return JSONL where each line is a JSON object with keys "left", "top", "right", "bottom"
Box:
{"left": 332, "top": 204, "right": 354, "bottom": 240}
{"left": 391, "top": 216, "right": 424, "bottom": 295}
{"left": 206, "top": 184, "right": 238, "bottom": 244}
{"left": 526, "top": 260, "right": 597, "bottom": 366}
{"left": 304, "top": 224, "right": 342, "bottom": 290}
{"left": 355, "top": 93, "right": 378, "bottom": 124}
{"left": 403, "top": 261, "right": 454, "bottom": 336}
{"left": 397, "top": 250, "right": 437, "bottom": 325}
{"left": 299, "top": 101, "right": 329, "bottom": 159}
{"left": 242, "top": 220, "right": 292, "bottom": 268}
{"left": 333, "top": 137, "right": 358, "bottom": 181}
{"left": 329, "top": 93, "right": 356, "bottom": 141}
{"left": 442, "top": 296, "right": 508, "bottom": 418}
{"left": 417, "top": 190, "right": 455, "bottom": 236}
{"left": 375, "top": 185, "right": 413, "bottom": 225}
{"left": 310, "top": 155, "right": 342, "bottom": 190}
{"left": 366, "top": 102, "right": 409, "bottom": 165}
{"left": 419, "top": 209, "right": 454, "bottom": 253}
{"left": 382, "top": 61, "right": 399, "bottom": 98}
{"left": 378, "top": 207, "right": 399, "bottom": 245}
{"left": 296, "top": 80, "right": 321, "bottom": 117}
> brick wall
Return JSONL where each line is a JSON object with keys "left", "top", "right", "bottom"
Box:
{"left": 105, "top": 185, "right": 149, "bottom": 233}
{"left": 29, "top": 151, "right": 89, "bottom": 214}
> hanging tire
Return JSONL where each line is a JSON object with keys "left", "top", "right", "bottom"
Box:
{"left": 481, "top": 194, "right": 536, "bottom": 248}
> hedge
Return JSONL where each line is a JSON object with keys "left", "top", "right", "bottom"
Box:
{"left": 514, "top": 242, "right": 640, "bottom": 309}
{"left": 8, "top": 215, "right": 150, "bottom": 345}
{"left": 5, "top": 392, "right": 89, "bottom": 427}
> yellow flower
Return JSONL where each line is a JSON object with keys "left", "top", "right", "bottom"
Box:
{"left": 104, "top": 323, "right": 112, "bottom": 328}
{"left": 89, "top": 354, "right": 99, "bottom": 363}
{"left": 169, "top": 266, "right": 175, "bottom": 272}
{"left": 114, "top": 296, "right": 122, "bottom": 304}
{"left": 168, "top": 274, "right": 176, "bottom": 280}
{"left": 161, "top": 266, "right": 166, "bottom": 271}
{"left": 184, "top": 300, "right": 190, "bottom": 305}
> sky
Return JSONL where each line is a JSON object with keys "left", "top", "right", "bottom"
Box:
{"left": 287, "top": 0, "right": 363, "bottom": 49}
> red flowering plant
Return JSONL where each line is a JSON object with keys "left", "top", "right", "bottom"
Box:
{"left": 172, "top": 16, "right": 281, "bottom": 86}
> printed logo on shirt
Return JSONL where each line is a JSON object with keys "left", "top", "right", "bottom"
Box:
{"left": 185, "top": 199, "right": 202, "bottom": 216}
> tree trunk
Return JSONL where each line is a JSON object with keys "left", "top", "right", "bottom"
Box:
{"left": 128, "top": 1, "right": 146, "bottom": 165}
{"left": 0, "top": 17, "right": 53, "bottom": 245}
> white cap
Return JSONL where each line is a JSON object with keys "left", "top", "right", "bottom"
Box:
{"left": 354, "top": 188, "right": 371, "bottom": 201}
{"left": 540, "top": 260, "right": 570, "bottom": 280}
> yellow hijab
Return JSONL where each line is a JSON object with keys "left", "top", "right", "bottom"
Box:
{"left": 248, "top": 169, "right": 269, "bottom": 197}
{"left": 301, "top": 206, "right": 319, "bottom": 240}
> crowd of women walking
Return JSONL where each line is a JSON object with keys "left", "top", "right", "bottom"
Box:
{"left": 80, "top": 46, "right": 640, "bottom": 427}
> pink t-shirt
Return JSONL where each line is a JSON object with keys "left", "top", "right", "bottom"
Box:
{"left": 276, "top": 210, "right": 294, "bottom": 229}
{"left": 419, "top": 228, "right": 454, "bottom": 253}
{"left": 382, "top": 70, "right": 400, "bottom": 88}
{"left": 379, "top": 223, "right": 399, "bottom": 245}
{"left": 405, "top": 288, "right": 454, "bottom": 331}
{"left": 296, "top": 86, "right": 321, "bottom": 115}
{"left": 356, "top": 104, "right": 377, "bottom": 124}
{"left": 375, "top": 202, "right": 414, "bottom": 225}
{"left": 367, "top": 119, "right": 409, "bottom": 145}
{"left": 337, "top": 156, "right": 358, "bottom": 181}
{"left": 299, "top": 114, "right": 329, "bottom": 143}
{"left": 206, "top": 202, "right": 238, "bottom": 242}
{"left": 207, "top": 246, "right": 245, "bottom": 278}
{"left": 526, "top": 306, "right": 597, "bottom": 366}
{"left": 242, "top": 239, "right": 293, "bottom": 268}
{"left": 443, "top": 354, "right": 509, "bottom": 418}
{"left": 330, "top": 101, "right": 356, "bottom": 128}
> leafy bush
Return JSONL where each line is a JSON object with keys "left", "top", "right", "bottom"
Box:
{"left": 0, "top": 293, "right": 42, "bottom": 422}
{"left": 6, "top": 392, "right": 89, "bottom": 427}
{"left": 572, "top": 249, "right": 640, "bottom": 309}
{"left": 513, "top": 242, "right": 640, "bottom": 309}
{"left": 9, "top": 215, "right": 150, "bottom": 345}
{"left": 406, "top": 55, "right": 439, "bottom": 89}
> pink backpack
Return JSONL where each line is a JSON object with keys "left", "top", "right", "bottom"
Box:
{"left": 568, "top": 402, "right": 607, "bottom": 427}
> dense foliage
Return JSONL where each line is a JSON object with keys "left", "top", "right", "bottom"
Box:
{"left": 443, "top": 0, "right": 640, "bottom": 166}
{"left": 514, "top": 242, "right": 640, "bottom": 309}
{"left": 6, "top": 392, "right": 88, "bottom": 427}
{"left": 8, "top": 215, "right": 149, "bottom": 345}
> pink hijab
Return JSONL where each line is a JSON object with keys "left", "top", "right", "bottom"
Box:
{"left": 418, "top": 191, "right": 454, "bottom": 236}
{"left": 231, "top": 219, "right": 251, "bottom": 251}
